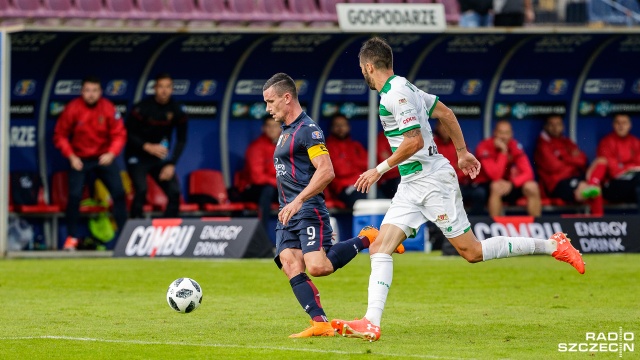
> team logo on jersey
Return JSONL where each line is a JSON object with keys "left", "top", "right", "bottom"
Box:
{"left": 98, "top": 116, "right": 105, "bottom": 125}
{"left": 167, "top": 112, "right": 174, "bottom": 121}
{"left": 280, "top": 134, "right": 290, "bottom": 147}
{"left": 311, "top": 131, "right": 322, "bottom": 139}
{"left": 13, "top": 80, "right": 36, "bottom": 96}
{"left": 398, "top": 98, "right": 408, "bottom": 105}
{"left": 106, "top": 80, "right": 127, "bottom": 96}
{"left": 435, "top": 214, "right": 449, "bottom": 223}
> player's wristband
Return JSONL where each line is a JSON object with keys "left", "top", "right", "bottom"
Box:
{"left": 376, "top": 160, "right": 391, "bottom": 175}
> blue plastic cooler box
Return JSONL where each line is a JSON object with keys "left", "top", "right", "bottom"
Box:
{"left": 352, "top": 199, "right": 429, "bottom": 252}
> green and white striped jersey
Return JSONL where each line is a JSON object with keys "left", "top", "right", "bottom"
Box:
{"left": 379, "top": 75, "right": 449, "bottom": 182}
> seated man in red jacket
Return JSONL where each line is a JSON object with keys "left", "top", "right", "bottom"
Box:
{"left": 242, "top": 116, "right": 282, "bottom": 233}
{"left": 326, "top": 114, "right": 368, "bottom": 208}
{"left": 587, "top": 113, "right": 640, "bottom": 212}
{"left": 534, "top": 115, "right": 602, "bottom": 215}
{"left": 53, "top": 76, "right": 128, "bottom": 250}
{"left": 434, "top": 121, "right": 487, "bottom": 215}
{"left": 475, "top": 120, "right": 541, "bottom": 217}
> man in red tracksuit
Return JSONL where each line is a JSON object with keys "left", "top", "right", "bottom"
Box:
{"left": 588, "top": 113, "right": 640, "bottom": 212}
{"left": 475, "top": 120, "right": 541, "bottom": 217}
{"left": 325, "top": 114, "right": 368, "bottom": 208}
{"left": 534, "top": 115, "right": 602, "bottom": 215}
{"left": 434, "top": 121, "right": 487, "bottom": 215}
{"left": 242, "top": 116, "right": 282, "bottom": 233}
{"left": 53, "top": 76, "right": 128, "bottom": 250}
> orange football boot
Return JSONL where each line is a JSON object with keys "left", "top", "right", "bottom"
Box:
{"left": 550, "top": 232, "right": 585, "bottom": 274}
{"left": 359, "top": 226, "right": 404, "bottom": 254}
{"left": 289, "top": 320, "right": 336, "bottom": 338}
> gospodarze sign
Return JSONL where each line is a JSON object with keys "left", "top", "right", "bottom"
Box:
{"left": 113, "top": 218, "right": 274, "bottom": 259}
{"left": 337, "top": 3, "right": 446, "bottom": 32}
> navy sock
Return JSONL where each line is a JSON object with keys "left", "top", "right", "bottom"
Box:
{"left": 326, "top": 236, "right": 368, "bottom": 272}
{"left": 289, "top": 273, "right": 327, "bottom": 321}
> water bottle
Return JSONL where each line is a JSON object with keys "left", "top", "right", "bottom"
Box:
{"left": 160, "top": 137, "right": 169, "bottom": 159}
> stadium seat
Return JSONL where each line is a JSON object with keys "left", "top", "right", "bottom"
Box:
{"left": 12, "top": 0, "right": 49, "bottom": 18}
{"left": 288, "top": 0, "right": 334, "bottom": 22}
{"left": 51, "top": 171, "right": 108, "bottom": 213}
{"left": 12, "top": 183, "right": 60, "bottom": 214}
{"left": 189, "top": 169, "right": 245, "bottom": 213}
{"left": 318, "top": 0, "right": 341, "bottom": 16}
{"left": 257, "top": 0, "right": 306, "bottom": 25}
{"left": 377, "top": 0, "right": 405, "bottom": 3}
{"left": 103, "top": 0, "right": 149, "bottom": 22}
{"left": 435, "top": 0, "right": 460, "bottom": 24}
{"left": 145, "top": 175, "right": 199, "bottom": 213}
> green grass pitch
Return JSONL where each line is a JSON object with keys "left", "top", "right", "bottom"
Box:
{"left": 0, "top": 252, "right": 637, "bottom": 359}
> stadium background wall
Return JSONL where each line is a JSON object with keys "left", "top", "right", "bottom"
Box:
{"left": 1, "top": 28, "right": 640, "bottom": 255}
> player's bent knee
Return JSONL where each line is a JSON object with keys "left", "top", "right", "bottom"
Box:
{"left": 306, "top": 264, "right": 332, "bottom": 277}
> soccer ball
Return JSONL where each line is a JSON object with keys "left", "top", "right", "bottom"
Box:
{"left": 166, "top": 278, "right": 203, "bottom": 313}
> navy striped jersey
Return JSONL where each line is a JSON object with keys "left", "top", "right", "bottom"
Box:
{"left": 273, "top": 112, "right": 330, "bottom": 228}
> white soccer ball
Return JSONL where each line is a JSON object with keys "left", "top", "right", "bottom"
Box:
{"left": 166, "top": 278, "right": 203, "bottom": 313}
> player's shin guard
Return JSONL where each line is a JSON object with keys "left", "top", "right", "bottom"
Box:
{"left": 290, "top": 273, "right": 327, "bottom": 321}
{"left": 363, "top": 253, "right": 393, "bottom": 327}
{"left": 326, "top": 236, "right": 368, "bottom": 272}
{"left": 481, "top": 236, "right": 556, "bottom": 261}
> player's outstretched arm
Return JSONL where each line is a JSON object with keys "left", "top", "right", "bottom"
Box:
{"left": 431, "top": 101, "right": 481, "bottom": 179}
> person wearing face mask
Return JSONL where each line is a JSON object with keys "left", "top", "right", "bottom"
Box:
{"left": 125, "top": 73, "right": 188, "bottom": 219}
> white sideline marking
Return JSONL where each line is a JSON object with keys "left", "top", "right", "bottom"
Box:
{"left": 0, "top": 335, "right": 472, "bottom": 360}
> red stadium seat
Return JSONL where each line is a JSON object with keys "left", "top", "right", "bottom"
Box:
{"left": 435, "top": 0, "right": 460, "bottom": 23}
{"left": 145, "top": 175, "right": 199, "bottom": 213}
{"left": 51, "top": 171, "right": 107, "bottom": 213}
{"left": 189, "top": 169, "right": 245, "bottom": 213}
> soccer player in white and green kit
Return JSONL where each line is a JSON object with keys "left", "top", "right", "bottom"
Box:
{"left": 330, "top": 37, "right": 585, "bottom": 342}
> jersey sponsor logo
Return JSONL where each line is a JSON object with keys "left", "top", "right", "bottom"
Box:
{"left": 547, "top": 79, "right": 568, "bottom": 95}
{"left": 435, "top": 214, "right": 449, "bottom": 223}
{"left": 461, "top": 79, "right": 482, "bottom": 95}
{"left": 324, "top": 79, "right": 367, "bottom": 95}
{"left": 399, "top": 98, "right": 408, "bottom": 105}
{"left": 402, "top": 116, "right": 417, "bottom": 124}
{"left": 414, "top": 79, "right": 455, "bottom": 95}
{"left": 235, "top": 79, "right": 267, "bottom": 95}
{"left": 105, "top": 80, "right": 127, "bottom": 96}
{"left": 584, "top": 79, "right": 625, "bottom": 94}
{"left": 311, "top": 131, "right": 322, "bottom": 139}
{"left": 499, "top": 80, "right": 541, "bottom": 95}
{"left": 54, "top": 80, "right": 82, "bottom": 95}
{"left": 195, "top": 80, "right": 216, "bottom": 96}
{"left": 13, "top": 80, "right": 36, "bottom": 96}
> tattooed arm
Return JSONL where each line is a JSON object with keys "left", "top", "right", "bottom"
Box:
{"left": 355, "top": 128, "right": 424, "bottom": 193}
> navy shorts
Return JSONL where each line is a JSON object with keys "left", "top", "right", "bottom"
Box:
{"left": 274, "top": 212, "right": 333, "bottom": 269}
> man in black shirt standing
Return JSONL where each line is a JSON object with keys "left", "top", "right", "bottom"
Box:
{"left": 125, "top": 73, "right": 188, "bottom": 218}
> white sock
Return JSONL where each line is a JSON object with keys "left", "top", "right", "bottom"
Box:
{"left": 481, "top": 236, "right": 557, "bottom": 261}
{"left": 363, "top": 253, "right": 393, "bottom": 327}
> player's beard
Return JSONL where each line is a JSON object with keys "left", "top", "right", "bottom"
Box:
{"left": 363, "top": 72, "right": 376, "bottom": 90}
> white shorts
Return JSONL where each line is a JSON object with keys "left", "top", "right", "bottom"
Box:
{"left": 381, "top": 164, "right": 471, "bottom": 239}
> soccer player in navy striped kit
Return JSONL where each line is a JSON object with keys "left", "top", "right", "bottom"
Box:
{"left": 263, "top": 73, "right": 381, "bottom": 338}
